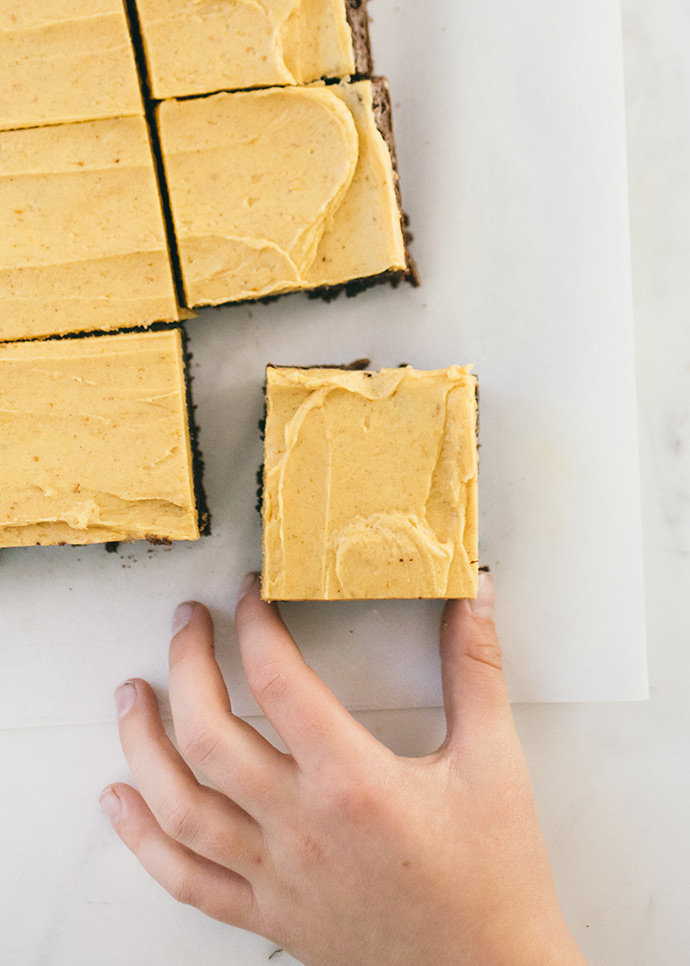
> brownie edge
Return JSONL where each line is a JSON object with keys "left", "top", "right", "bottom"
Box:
{"left": 345, "top": 0, "right": 374, "bottom": 76}
{"left": 180, "top": 325, "right": 212, "bottom": 537}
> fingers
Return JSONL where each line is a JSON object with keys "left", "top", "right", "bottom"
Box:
{"left": 99, "top": 783, "right": 259, "bottom": 932}
{"left": 115, "top": 678, "right": 265, "bottom": 879}
{"left": 235, "top": 575, "right": 380, "bottom": 769}
{"left": 168, "top": 601, "right": 294, "bottom": 819}
{"left": 440, "top": 573, "right": 515, "bottom": 747}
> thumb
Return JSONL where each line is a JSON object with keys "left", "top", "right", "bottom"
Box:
{"left": 439, "top": 573, "right": 514, "bottom": 745}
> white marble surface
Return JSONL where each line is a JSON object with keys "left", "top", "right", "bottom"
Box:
{"left": 1, "top": 0, "right": 689, "bottom": 964}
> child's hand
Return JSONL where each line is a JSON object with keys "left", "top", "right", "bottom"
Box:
{"left": 100, "top": 573, "right": 586, "bottom": 966}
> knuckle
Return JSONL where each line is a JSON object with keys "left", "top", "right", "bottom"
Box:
{"left": 247, "top": 660, "right": 294, "bottom": 706}
{"left": 237, "top": 759, "right": 283, "bottom": 804}
{"left": 463, "top": 636, "right": 503, "bottom": 673}
{"left": 158, "top": 794, "right": 198, "bottom": 843}
{"left": 177, "top": 719, "right": 221, "bottom": 766}
{"left": 295, "top": 831, "right": 324, "bottom": 866}
{"left": 322, "top": 775, "right": 377, "bottom": 822}
{"left": 167, "top": 870, "right": 195, "bottom": 907}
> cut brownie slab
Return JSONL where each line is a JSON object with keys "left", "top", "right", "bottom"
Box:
{"left": 133, "top": 0, "right": 371, "bottom": 100}
{"left": 261, "top": 365, "right": 478, "bottom": 601}
{"left": 0, "top": 115, "right": 181, "bottom": 341}
{"left": 157, "top": 79, "right": 411, "bottom": 307}
{"left": 0, "top": 329, "right": 203, "bottom": 548}
{"left": 0, "top": 0, "right": 143, "bottom": 131}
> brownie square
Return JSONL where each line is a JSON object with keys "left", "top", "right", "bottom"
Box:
{"left": 0, "top": 115, "right": 180, "bottom": 341}
{"left": 157, "top": 79, "right": 411, "bottom": 308}
{"left": 0, "top": 0, "right": 142, "bottom": 131}
{"left": 134, "top": 0, "right": 371, "bottom": 99}
{"left": 0, "top": 329, "right": 203, "bottom": 547}
{"left": 262, "top": 365, "right": 478, "bottom": 601}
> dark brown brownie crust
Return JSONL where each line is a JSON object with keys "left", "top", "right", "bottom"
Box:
{"left": 345, "top": 0, "right": 374, "bottom": 76}
{"left": 180, "top": 324, "right": 211, "bottom": 538}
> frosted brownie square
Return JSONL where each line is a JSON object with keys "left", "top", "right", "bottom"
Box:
{"left": 134, "top": 0, "right": 372, "bottom": 99}
{"left": 0, "top": 0, "right": 142, "bottom": 131}
{"left": 261, "top": 365, "right": 478, "bottom": 601}
{"left": 0, "top": 115, "right": 180, "bottom": 341}
{"left": 157, "top": 79, "right": 411, "bottom": 307}
{"left": 0, "top": 329, "right": 204, "bottom": 548}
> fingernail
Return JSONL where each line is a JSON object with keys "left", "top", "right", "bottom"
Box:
{"left": 115, "top": 681, "right": 136, "bottom": 718}
{"left": 172, "top": 601, "right": 194, "bottom": 637}
{"left": 469, "top": 572, "right": 494, "bottom": 619}
{"left": 238, "top": 572, "right": 259, "bottom": 602}
{"left": 99, "top": 787, "right": 121, "bottom": 822}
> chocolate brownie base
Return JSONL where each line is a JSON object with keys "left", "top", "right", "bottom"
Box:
{"left": 345, "top": 0, "right": 374, "bottom": 77}
{"left": 180, "top": 324, "right": 212, "bottom": 538}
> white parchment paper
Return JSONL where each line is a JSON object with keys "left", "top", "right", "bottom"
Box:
{"left": 0, "top": 0, "right": 648, "bottom": 729}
